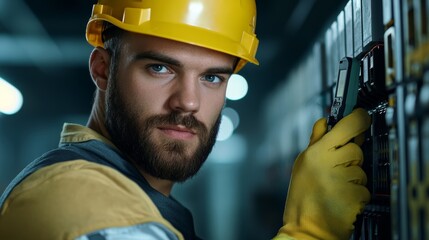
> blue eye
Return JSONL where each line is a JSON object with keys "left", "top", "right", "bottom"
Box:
{"left": 149, "top": 64, "right": 169, "bottom": 73}
{"left": 203, "top": 75, "right": 222, "bottom": 83}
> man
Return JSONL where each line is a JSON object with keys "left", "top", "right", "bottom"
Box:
{"left": 0, "top": 0, "right": 370, "bottom": 239}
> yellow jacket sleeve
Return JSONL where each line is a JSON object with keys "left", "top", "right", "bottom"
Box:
{"left": 0, "top": 160, "right": 183, "bottom": 240}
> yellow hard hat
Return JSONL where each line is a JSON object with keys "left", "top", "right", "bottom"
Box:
{"left": 86, "top": 0, "right": 259, "bottom": 72}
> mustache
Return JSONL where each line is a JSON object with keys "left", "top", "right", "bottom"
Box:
{"left": 145, "top": 112, "right": 207, "bottom": 133}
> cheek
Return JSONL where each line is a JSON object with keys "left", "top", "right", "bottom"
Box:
{"left": 126, "top": 68, "right": 167, "bottom": 100}
{"left": 114, "top": 78, "right": 162, "bottom": 119}
{"left": 127, "top": 89, "right": 164, "bottom": 117}
{"left": 200, "top": 92, "right": 226, "bottom": 126}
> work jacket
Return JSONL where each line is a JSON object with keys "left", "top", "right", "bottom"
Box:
{"left": 0, "top": 123, "right": 200, "bottom": 240}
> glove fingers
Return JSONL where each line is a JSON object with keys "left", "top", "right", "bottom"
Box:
{"left": 353, "top": 132, "right": 366, "bottom": 146}
{"left": 329, "top": 169, "right": 370, "bottom": 213}
{"left": 330, "top": 142, "right": 364, "bottom": 167}
{"left": 323, "top": 108, "right": 371, "bottom": 149}
{"left": 344, "top": 184, "right": 370, "bottom": 211}
{"left": 308, "top": 118, "right": 328, "bottom": 146}
{"left": 337, "top": 184, "right": 371, "bottom": 220}
{"left": 334, "top": 165, "right": 368, "bottom": 186}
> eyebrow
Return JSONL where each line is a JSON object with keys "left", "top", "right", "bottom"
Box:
{"left": 133, "top": 51, "right": 182, "bottom": 67}
{"left": 132, "top": 51, "right": 235, "bottom": 75}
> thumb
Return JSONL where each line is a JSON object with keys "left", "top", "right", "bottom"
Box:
{"left": 308, "top": 118, "right": 328, "bottom": 146}
{"left": 324, "top": 108, "right": 371, "bottom": 149}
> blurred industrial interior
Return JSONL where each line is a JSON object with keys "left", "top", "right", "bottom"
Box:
{"left": 2, "top": 0, "right": 427, "bottom": 239}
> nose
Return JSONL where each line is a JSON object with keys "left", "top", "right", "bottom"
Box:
{"left": 168, "top": 76, "right": 200, "bottom": 113}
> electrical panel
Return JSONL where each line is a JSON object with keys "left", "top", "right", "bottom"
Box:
{"left": 346, "top": 0, "right": 428, "bottom": 238}
{"left": 268, "top": 0, "right": 429, "bottom": 239}
{"left": 337, "top": 0, "right": 429, "bottom": 239}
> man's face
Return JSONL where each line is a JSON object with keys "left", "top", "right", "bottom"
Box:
{"left": 105, "top": 33, "right": 236, "bottom": 182}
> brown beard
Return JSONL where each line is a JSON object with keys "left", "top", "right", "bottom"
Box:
{"left": 105, "top": 72, "right": 221, "bottom": 182}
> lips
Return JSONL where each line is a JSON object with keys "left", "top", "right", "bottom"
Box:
{"left": 158, "top": 125, "right": 196, "bottom": 139}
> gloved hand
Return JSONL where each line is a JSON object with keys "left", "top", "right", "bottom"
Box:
{"left": 273, "top": 108, "right": 371, "bottom": 240}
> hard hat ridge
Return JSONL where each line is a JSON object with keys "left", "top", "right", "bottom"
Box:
{"left": 86, "top": 0, "right": 259, "bottom": 72}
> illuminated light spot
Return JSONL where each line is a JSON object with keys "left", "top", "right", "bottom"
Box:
{"left": 226, "top": 74, "right": 248, "bottom": 101}
{"left": 216, "top": 115, "right": 234, "bottom": 141}
{"left": 210, "top": 134, "right": 247, "bottom": 163}
{"left": 222, "top": 107, "right": 240, "bottom": 130}
{"left": 0, "top": 77, "right": 23, "bottom": 115}
{"left": 187, "top": 2, "right": 204, "bottom": 23}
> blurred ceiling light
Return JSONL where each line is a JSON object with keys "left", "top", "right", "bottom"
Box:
{"left": 226, "top": 74, "right": 248, "bottom": 101}
{"left": 0, "top": 77, "right": 23, "bottom": 115}
{"left": 0, "top": 35, "right": 90, "bottom": 65}
{"left": 210, "top": 134, "right": 247, "bottom": 163}
{"left": 217, "top": 115, "right": 234, "bottom": 141}
{"left": 222, "top": 107, "right": 240, "bottom": 130}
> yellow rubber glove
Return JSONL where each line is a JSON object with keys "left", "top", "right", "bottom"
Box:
{"left": 274, "top": 108, "right": 371, "bottom": 240}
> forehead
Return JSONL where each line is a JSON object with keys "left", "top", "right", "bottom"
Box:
{"left": 119, "top": 32, "right": 237, "bottom": 67}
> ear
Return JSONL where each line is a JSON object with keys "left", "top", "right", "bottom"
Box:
{"left": 89, "top": 47, "right": 110, "bottom": 91}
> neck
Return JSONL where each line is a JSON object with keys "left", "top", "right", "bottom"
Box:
{"left": 87, "top": 91, "right": 111, "bottom": 140}
{"left": 141, "top": 172, "right": 175, "bottom": 196}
